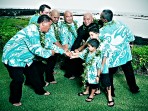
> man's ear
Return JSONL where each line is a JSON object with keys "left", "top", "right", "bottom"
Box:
{"left": 104, "top": 19, "right": 108, "bottom": 23}
{"left": 41, "top": 22, "right": 47, "bottom": 26}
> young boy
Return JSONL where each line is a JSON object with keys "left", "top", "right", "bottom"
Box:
{"left": 71, "top": 29, "right": 114, "bottom": 106}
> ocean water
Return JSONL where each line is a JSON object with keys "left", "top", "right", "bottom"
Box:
{"left": 73, "top": 15, "right": 148, "bottom": 39}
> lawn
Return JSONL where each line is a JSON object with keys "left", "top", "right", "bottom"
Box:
{"left": 0, "top": 54, "right": 148, "bottom": 111}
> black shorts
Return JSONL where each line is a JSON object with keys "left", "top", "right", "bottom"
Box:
{"left": 100, "top": 74, "right": 111, "bottom": 88}
{"left": 86, "top": 82, "right": 98, "bottom": 89}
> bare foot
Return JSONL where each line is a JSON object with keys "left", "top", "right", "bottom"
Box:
{"left": 13, "top": 102, "right": 22, "bottom": 106}
{"left": 44, "top": 91, "right": 51, "bottom": 96}
{"left": 52, "top": 72, "right": 56, "bottom": 74}
{"left": 45, "top": 82, "right": 49, "bottom": 86}
{"left": 50, "top": 81, "right": 57, "bottom": 84}
{"left": 69, "top": 76, "right": 75, "bottom": 80}
{"left": 94, "top": 90, "right": 101, "bottom": 95}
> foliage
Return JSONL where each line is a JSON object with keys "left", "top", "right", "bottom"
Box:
{"left": 132, "top": 45, "right": 148, "bottom": 74}
{"left": 0, "top": 17, "right": 29, "bottom": 52}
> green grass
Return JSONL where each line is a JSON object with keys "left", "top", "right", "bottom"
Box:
{"left": 0, "top": 54, "right": 148, "bottom": 111}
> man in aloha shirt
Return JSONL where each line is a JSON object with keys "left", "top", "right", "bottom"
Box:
{"left": 99, "top": 9, "right": 140, "bottom": 97}
{"left": 60, "top": 10, "right": 79, "bottom": 79}
{"left": 28, "top": 5, "right": 64, "bottom": 84}
{"left": 29, "top": 4, "right": 51, "bottom": 24}
{"left": 2, "top": 15, "right": 59, "bottom": 106}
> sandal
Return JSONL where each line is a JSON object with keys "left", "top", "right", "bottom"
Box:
{"left": 85, "top": 97, "right": 94, "bottom": 102}
{"left": 78, "top": 92, "right": 89, "bottom": 96}
{"left": 108, "top": 99, "right": 114, "bottom": 107}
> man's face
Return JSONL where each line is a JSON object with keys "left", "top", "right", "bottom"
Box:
{"left": 83, "top": 15, "right": 93, "bottom": 26}
{"left": 40, "top": 20, "right": 53, "bottom": 33}
{"left": 64, "top": 12, "right": 73, "bottom": 24}
{"left": 40, "top": 7, "right": 51, "bottom": 17}
{"left": 51, "top": 14, "right": 60, "bottom": 24}
{"left": 100, "top": 12, "right": 106, "bottom": 23}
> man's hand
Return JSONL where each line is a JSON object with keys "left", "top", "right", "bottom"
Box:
{"left": 96, "top": 76, "right": 100, "bottom": 83}
{"left": 51, "top": 50, "right": 55, "bottom": 55}
{"left": 64, "top": 50, "right": 71, "bottom": 57}
{"left": 74, "top": 49, "right": 79, "bottom": 53}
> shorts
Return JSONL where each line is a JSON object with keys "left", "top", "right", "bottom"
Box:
{"left": 100, "top": 74, "right": 111, "bottom": 88}
{"left": 86, "top": 82, "right": 98, "bottom": 89}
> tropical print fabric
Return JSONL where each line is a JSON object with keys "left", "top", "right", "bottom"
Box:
{"left": 99, "top": 20, "right": 135, "bottom": 67}
{"left": 60, "top": 21, "right": 78, "bottom": 50}
{"left": 29, "top": 14, "right": 39, "bottom": 24}
{"left": 29, "top": 14, "right": 64, "bottom": 54}
{"left": 79, "top": 49, "right": 102, "bottom": 84}
{"left": 2, "top": 24, "right": 52, "bottom": 67}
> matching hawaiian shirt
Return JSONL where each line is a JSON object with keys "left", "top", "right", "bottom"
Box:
{"left": 2, "top": 24, "right": 52, "bottom": 67}
{"left": 29, "top": 14, "right": 64, "bottom": 54}
{"left": 60, "top": 21, "right": 78, "bottom": 50}
{"left": 79, "top": 48, "right": 108, "bottom": 84}
{"left": 99, "top": 20, "right": 135, "bottom": 68}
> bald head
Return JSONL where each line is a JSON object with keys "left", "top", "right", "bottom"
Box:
{"left": 51, "top": 9, "right": 60, "bottom": 23}
{"left": 83, "top": 12, "right": 93, "bottom": 26}
{"left": 64, "top": 10, "right": 73, "bottom": 24}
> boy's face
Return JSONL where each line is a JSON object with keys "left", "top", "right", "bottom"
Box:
{"left": 89, "top": 31, "right": 99, "bottom": 39}
{"left": 87, "top": 44, "right": 96, "bottom": 52}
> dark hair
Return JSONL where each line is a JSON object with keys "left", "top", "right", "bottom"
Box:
{"left": 39, "top": 4, "right": 51, "bottom": 12}
{"left": 88, "top": 23, "right": 99, "bottom": 33}
{"left": 101, "top": 9, "right": 113, "bottom": 22}
{"left": 37, "top": 15, "right": 52, "bottom": 24}
{"left": 87, "top": 39, "right": 100, "bottom": 49}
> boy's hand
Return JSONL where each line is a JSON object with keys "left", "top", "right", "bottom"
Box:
{"left": 96, "top": 76, "right": 100, "bottom": 83}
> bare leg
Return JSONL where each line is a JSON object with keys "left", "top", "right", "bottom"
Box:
{"left": 95, "top": 88, "right": 101, "bottom": 95}
{"left": 78, "top": 86, "right": 89, "bottom": 96}
{"left": 85, "top": 88, "right": 96, "bottom": 102}
{"left": 83, "top": 86, "right": 89, "bottom": 94}
{"left": 107, "top": 86, "right": 114, "bottom": 107}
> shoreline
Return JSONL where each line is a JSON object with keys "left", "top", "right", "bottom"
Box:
{"left": 134, "top": 36, "right": 148, "bottom": 45}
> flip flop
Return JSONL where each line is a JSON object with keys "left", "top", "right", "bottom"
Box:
{"left": 85, "top": 97, "right": 94, "bottom": 102}
{"left": 108, "top": 99, "right": 114, "bottom": 107}
{"left": 78, "top": 92, "right": 89, "bottom": 96}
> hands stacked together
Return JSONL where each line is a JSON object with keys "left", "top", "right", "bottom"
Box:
{"left": 64, "top": 49, "right": 80, "bottom": 59}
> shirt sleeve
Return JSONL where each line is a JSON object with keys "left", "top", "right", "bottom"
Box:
{"left": 124, "top": 24, "right": 135, "bottom": 42}
{"left": 23, "top": 25, "right": 53, "bottom": 58}
{"left": 96, "top": 57, "right": 102, "bottom": 69}
{"left": 79, "top": 48, "right": 88, "bottom": 60}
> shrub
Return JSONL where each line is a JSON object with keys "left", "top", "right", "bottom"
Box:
{"left": 0, "top": 17, "right": 29, "bottom": 52}
{"left": 132, "top": 45, "right": 148, "bottom": 75}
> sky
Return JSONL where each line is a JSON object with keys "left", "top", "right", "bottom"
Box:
{"left": 0, "top": 0, "right": 148, "bottom": 14}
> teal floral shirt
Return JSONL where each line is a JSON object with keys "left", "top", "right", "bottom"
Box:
{"left": 60, "top": 21, "right": 78, "bottom": 50}
{"left": 49, "top": 21, "right": 63, "bottom": 43}
{"left": 29, "top": 14, "right": 39, "bottom": 24}
{"left": 29, "top": 14, "right": 64, "bottom": 54}
{"left": 79, "top": 49, "right": 102, "bottom": 84}
{"left": 99, "top": 20, "right": 135, "bottom": 68}
{"left": 86, "top": 37, "right": 109, "bottom": 74}
{"left": 2, "top": 24, "right": 53, "bottom": 67}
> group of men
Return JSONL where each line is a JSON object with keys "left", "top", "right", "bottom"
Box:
{"left": 2, "top": 4, "right": 139, "bottom": 106}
